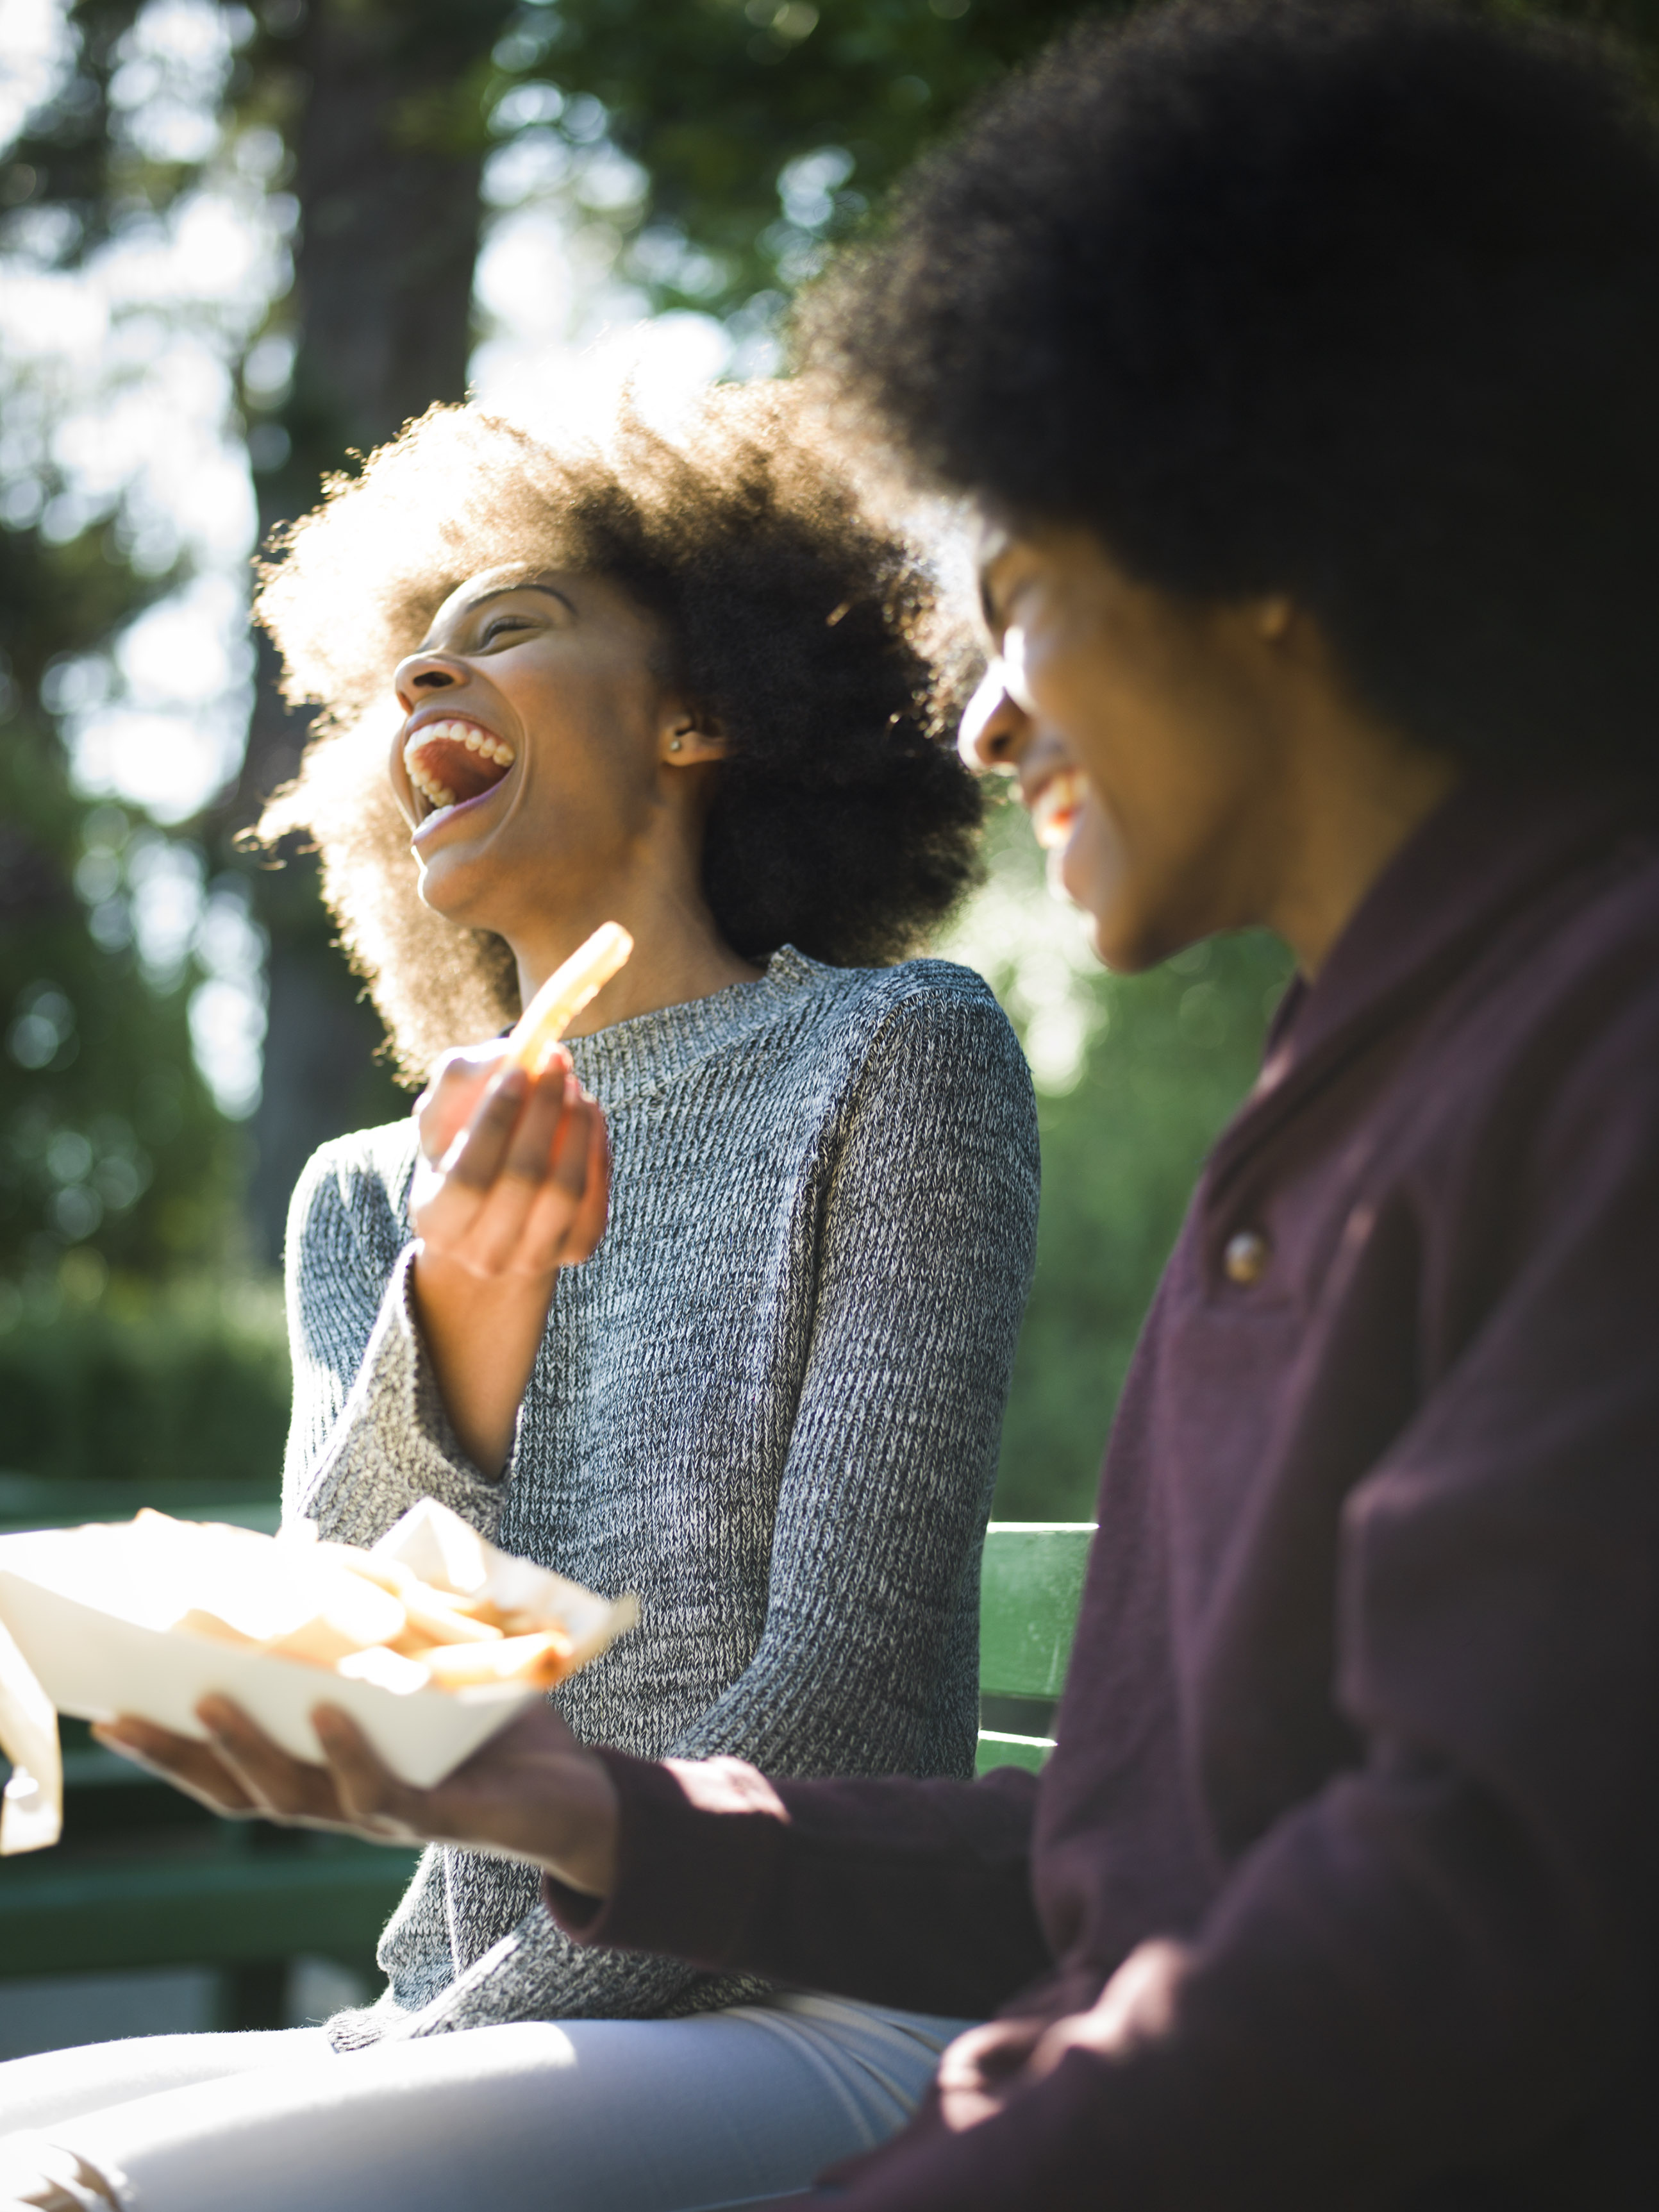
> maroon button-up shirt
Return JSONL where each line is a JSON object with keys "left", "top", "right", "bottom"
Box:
{"left": 549, "top": 777, "right": 1659, "bottom": 2208}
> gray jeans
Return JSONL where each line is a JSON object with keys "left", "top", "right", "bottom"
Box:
{"left": 0, "top": 1994, "right": 967, "bottom": 2212}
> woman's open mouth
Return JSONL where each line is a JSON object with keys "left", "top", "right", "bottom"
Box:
{"left": 403, "top": 717, "right": 517, "bottom": 823}
{"left": 1028, "top": 768, "right": 1087, "bottom": 851}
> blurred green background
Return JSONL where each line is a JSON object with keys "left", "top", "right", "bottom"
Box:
{"left": 1, "top": 0, "right": 1650, "bottom": 1527}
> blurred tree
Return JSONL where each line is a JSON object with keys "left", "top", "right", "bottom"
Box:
{"left": 484, "top": 0, "right": 1659, "bottom": 324}
{"left": 6, "top": 0, "right": 521, "bottom": 1264}
{"left": 474, "top": 0, "right": 1112, "bottom": 333}
{"left": 225, "top": 0, "right": 517, "bottom": 1261}
{"left": 0, "top": 520, "right": 237, "bottom": 1298}
{"left": 1, "top": 1, "right": 281, "bottom": 1479}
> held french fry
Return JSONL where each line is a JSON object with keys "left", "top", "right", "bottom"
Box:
{"left": 508, "top": 921, "right": 633, "bottom": 1076}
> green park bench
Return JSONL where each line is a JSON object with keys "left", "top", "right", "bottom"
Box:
{"left": 975, "top": 1521, "right": 1092, "bottom": 1775}
{"left": 0, "top": 1484, "right": 1093, "bottom": 2021}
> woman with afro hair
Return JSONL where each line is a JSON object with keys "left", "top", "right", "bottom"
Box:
{"left": 0, "top": 383, "right": 1037, "bottom": 2209}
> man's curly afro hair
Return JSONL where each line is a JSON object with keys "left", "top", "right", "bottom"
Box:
{"left": 799, "top": 0, "right": 1659, "bottom": 779}
{"left": 254, "top": 381, "right": 981, "bottom": 1082}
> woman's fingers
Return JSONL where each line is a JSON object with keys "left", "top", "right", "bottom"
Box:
{"left": 439, "top": 1068, "right": 571, "bottom": 1270}
{"left": 414, "top": 1043, "right": 514, "bottom": 1159}
{"left": 413, "top": 1069, "right": 611, "bottom": 1280}
{"left": 412, "top": 1067, "right": 538, "bottom": 1252}
{"left": 565, "top": 1104, "right": 611, "bottom": 1261}
{"left": 521, "top": 1098, "right": 608, "bottom": 1266}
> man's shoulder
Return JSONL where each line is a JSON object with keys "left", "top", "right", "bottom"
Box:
{"left": 1486, "top": 828, "right": 1659, "bottom": 1057}
{"left": 1394, "top": 829, "right": 1659, "bottom": 1186}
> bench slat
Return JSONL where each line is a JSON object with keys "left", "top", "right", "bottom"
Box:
{"left": 978, "top": 1523, "right": 1094, "bottom": 1702}
{"left": 973, "top": 1730, "right": 1055, "bottom": 1777}
{"left": 0, "top": 1839, "right": 421, "bottom": 1977}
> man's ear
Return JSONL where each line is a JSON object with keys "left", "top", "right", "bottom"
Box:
{"left": 660, "top": 700, "right": 728, "bottom": 765}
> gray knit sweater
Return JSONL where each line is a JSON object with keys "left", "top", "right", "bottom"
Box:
{"left": 281, "top": 946, "right": 1038, "bottom": 2045}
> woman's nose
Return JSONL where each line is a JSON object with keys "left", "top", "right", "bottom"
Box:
{"left": 392, "top": 651, "right": 462, "bottom": 713}
{"left": 958, "top": 662, "right": 1035, "bottom": 773}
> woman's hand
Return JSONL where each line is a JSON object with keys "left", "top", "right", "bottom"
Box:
{"left": 94, "top": 1697, "right": 621, "bottom": 1898}
{"left": 411, "top": 1043, "right": 608, "bottom": 1282}
{"left": 407, "top": 1044, "right": 610, "bottom": 1473}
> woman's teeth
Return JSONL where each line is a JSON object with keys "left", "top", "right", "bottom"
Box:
{"left": 1030, "top": 770, "right": 1087, "bottom": 850}
{"left": 403, "top": 719, "right": 517, "bottom": 813}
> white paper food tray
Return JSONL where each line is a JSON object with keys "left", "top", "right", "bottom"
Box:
{"left": 0, "top": 1504, "right": 635, "bottom": 1793}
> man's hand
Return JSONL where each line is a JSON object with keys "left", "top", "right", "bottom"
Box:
{"left": 94, "top": 1697, "right": 621, "bottom": 1898}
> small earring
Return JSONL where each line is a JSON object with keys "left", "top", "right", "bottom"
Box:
{"left": 668, "top": 737, "right": 683, "bottom": 753}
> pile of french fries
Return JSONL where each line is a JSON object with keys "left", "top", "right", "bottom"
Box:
{"left": 154, "top": 1512, "right": 580, "bottom": 1695}
{"left": 0, "top": 1498, "right": 638, "bottom": 1853}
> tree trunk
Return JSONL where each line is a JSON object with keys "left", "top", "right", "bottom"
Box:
{"left": 230, "top": 0, "right": 514, "bottom": 1264}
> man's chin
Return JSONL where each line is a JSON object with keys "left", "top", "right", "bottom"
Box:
{"left": 1085, "top": 903, "right": 1178, "bottom": 977}
{"left": 1060, "top": 858, "right": 1138, "bottom": 974}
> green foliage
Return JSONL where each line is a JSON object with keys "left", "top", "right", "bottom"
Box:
{"left": 992, "top": 931, "right": 1292, "bottom": 1520}
{"left": 0, "top": 761, "right": 237, "bottom": 1286}
{"left": 948, "top": 810, "right": 1293, "bottom": 1521}
{"left": 1, "top": 1, "right": 153, "bottom": 265}
{"left": 0, "top": 1277, "right": 288, "bottom": 1490}
{"left": 487, "top": 0, "right": 1107, "bottom": 314}
{"left": 485, "top": 0, "right": 1659, "bottom": 323}
{"left": 0, "top": 519, "right": 239, "bottom": 1291}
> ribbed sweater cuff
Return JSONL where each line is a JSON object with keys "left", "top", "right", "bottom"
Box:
{"left": 541, "top": 1748, "right": 788, "bottom": 1969}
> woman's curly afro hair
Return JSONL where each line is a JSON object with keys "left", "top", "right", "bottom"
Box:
{"left": 798, "top": 0, "right": 1659, "bottom": 780}
{"left": 255, "top": 381, "right": 981, "bottom": 1082}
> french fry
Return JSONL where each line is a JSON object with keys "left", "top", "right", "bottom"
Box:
{"left": 173, "top": 1607, "right": 261, "bottom": 1651}
{"left": 389, "top": 1589, "right": 504, "bottom": 1652}
{"left": 421, "top": 1629, "right": 578, "bottom": 1692}
{"left": 256, "top": 1573, "right": 408, "bottom": 1668}
{"left": 508, "top": 922, "right": 633, "bottom": 1077}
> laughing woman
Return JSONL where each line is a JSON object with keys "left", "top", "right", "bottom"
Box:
{"left": 0, "top": 386, "right": 1037, "bottom": 2212}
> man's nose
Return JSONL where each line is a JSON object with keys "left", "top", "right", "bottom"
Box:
{"left": 392, "top": 651, "right": 461, "bottom": 713}
{"left": 958, "top": 662, "right": 1035, "bottom": 773}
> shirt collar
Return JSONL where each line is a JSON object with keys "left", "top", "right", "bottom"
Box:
{"left": 1215, "top": 774, "right": 1659, "bottom": 1182}
{"left": 563, "top": 944, "right": 821, "bottom": 1109}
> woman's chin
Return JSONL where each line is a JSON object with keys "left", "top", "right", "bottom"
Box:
{"left": 413, "top": 848, "right": 499, "bottom": 930}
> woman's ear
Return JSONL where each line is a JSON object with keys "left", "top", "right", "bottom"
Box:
{"left": 660, "top": 700, "right": 728, "bottom": 766}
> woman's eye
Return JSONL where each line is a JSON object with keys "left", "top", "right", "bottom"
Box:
{"left": 481, "top": 617, "right": 531, "bottom": 646}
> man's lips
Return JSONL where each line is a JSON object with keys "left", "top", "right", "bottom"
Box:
{"left": 403, "top": 716, "right": 517, "bottom": 816}
{"left": 1026, "top": 768, "right": 1087, "bottom": 851}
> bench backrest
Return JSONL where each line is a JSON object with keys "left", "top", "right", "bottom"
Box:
{"left": 1, "top": 1483, "right": 1094, "bottom": 1783}
{"left": 976, "top": 1521, "right": 1094, "bottom": 1775}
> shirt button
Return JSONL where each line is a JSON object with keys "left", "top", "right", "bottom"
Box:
{"left": 1223, "top": 1229, "right": 1270, "bottom": 1286}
